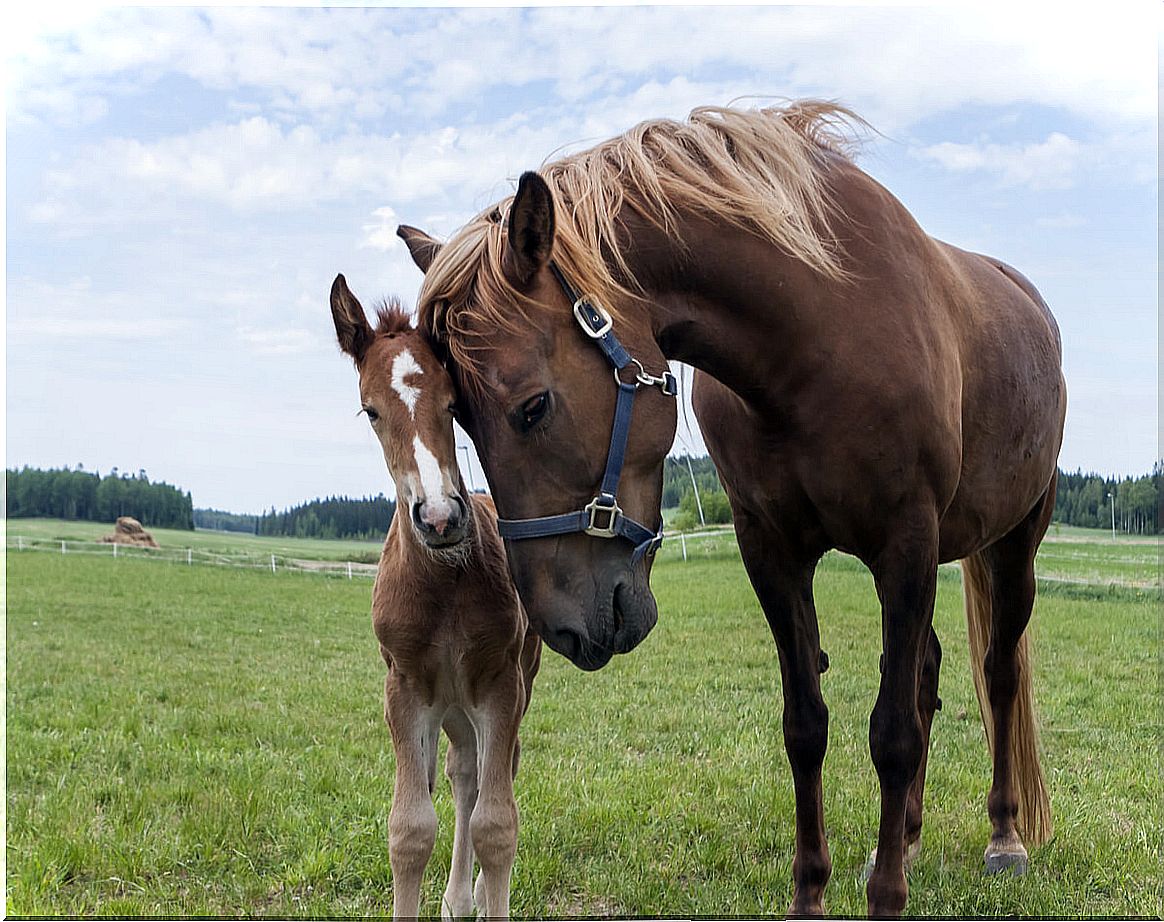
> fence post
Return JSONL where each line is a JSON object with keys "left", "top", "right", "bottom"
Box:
{"left": 61, "top": 541, "right": 67, "bottom": 555}
{"left": 347, "top": 562, "right": 353, "bottom": 580}
{"left": 187, "top": 548, "right": 193, "bottom": 565}
{"left": 113, "top": 542, "right": 118, "bottom": 558}
{"left": 17, "top": 536, "right": 22, "bottom": 551}
{"left": 681, "top": 533, "right": 687, "bottom": 562}
{"left": 271, "top": 554, "right": 277, "bottom": 574}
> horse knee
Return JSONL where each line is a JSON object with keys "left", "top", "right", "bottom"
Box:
{"left": 869, "top": 703, "right": 924, "bottom": 787}
{"left": 470, "top": 798, "right": 518, "bottom": 869}
{"left": 389, "top": 800, "right": 438, "bottom": 870}
{"left": 783, "top": 697, "right": 829, "bottom": 770}
{"left": 984, "top": 643, "right": 1021, "bottom": 708}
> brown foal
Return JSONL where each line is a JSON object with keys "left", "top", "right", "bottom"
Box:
{"left": 330, "top": 274, "right": 541, "bottom": 919}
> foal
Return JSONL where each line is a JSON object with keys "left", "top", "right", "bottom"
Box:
{"left": 330, "top": 274, "right": 541, "bottom": 920}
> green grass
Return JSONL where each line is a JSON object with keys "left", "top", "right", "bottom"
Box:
{"left": 5, "top": 526, "right": 1161, "bottom": 917}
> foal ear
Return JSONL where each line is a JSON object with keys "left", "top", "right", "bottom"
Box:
{"left": 330, "top": 274, "right": 374, "bottom": 364}
{"left": 396, "top": 225, "right": 442, "bottom": 273}
{"left": 504, "top": 171, "right": 555, "bottom": 286}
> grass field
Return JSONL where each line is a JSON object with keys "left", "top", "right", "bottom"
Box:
{"left": 5, "top": 521, "right": 1161, "bottom": 917}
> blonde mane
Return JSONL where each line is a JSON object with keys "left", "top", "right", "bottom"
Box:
{"left": 418, "top": 101, "right": 863, "bottom": 383}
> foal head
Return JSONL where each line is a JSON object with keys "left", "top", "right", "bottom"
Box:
{"left": 330, "top": 274, "right": 470, "bottom": 553}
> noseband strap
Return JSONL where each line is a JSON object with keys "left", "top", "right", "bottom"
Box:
{"left": 495, "top": 262, "right": 677, "bottom": 562}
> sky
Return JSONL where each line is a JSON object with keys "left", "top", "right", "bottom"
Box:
{"left": 5, "top": 2, "right": 1159, "bottom": 514}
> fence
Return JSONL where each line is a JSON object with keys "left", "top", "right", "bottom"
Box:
{"left": 8, "top": 531, "right": 1154, "bottom": 590}
{"left": 5, "top": 535, "right": 379, "bottom": 580}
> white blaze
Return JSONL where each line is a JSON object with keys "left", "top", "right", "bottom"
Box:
{"left": 391, "top": 349, "right": 422, "bottom": 417}
{"left": 413, "top": 434, "right": 450, "bottom": 512}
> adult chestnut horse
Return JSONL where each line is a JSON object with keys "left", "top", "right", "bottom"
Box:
{"left": 399, "top": 102, "right": 1066, "bottom": 916}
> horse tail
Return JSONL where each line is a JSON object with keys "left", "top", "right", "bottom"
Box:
{"left": 961, "top": 552, "right": 1053, "bottom": 846}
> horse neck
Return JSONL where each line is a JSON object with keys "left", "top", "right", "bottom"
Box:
{"left": 625, "top": 213, "right": 838, "bottom": 403}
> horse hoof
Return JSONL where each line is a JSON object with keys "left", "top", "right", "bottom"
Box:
{"left": 984, "top": 848, "right": 1029, "bottom": 876}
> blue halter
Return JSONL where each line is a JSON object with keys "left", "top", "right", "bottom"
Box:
{"left": 494, "top": 262, "right": 678, "bottom": 562}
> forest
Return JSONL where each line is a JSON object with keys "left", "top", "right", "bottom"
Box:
{"left": 5, "top": 466, "right": 194, "bottom": 530}
{"left": 256, "top": 495, "right": 396, "bottom": 541}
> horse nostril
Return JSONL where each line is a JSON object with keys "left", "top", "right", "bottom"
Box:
{"left": 411, "top": 501, "right": 428, "bottom": 532}
{"left": 448, "top": 493, "right": 467, "bottom": 528}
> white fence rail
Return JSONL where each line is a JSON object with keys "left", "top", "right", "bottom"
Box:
{"left": 6, "top": 535, "right": 379, "bottom": 580}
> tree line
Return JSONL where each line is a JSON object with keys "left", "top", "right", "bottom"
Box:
{"left": 1054, "top": 466, "right": 1161, "bottom": 534}
{"left": 257, "top": 495, "right": 396, "bottom": 540}
{"left": 6, "top": 466, "right": 194, "bottom": 530}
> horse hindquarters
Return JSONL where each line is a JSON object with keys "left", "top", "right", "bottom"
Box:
{"left": 961, "top": 476, "right": 1056, "bottom": 872}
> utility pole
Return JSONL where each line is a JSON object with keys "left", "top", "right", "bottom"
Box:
{"left": 458, "top": 445, "right": 477, "bottom": 492}
{"left": 684, "top": 455, "right": 706, "bottom": 527}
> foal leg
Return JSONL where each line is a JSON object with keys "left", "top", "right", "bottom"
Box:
{"left": 441, "top": 709, "right": 479, "bottom": 920}
{"left": 385, "top": 673, "right": 440, "bottom": 919}
{"left": 980, "top": 482, "right": 1056, "bottom": 874}
{"left": 736, "top": 518, "right": 831, "bottom": 917}
{"left": 470, "top": 672, "right": 524, "bottom": 919}
{"left": 865, "top": 514, "right": 940, "bottom": 918}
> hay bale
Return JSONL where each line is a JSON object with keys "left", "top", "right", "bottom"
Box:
{"left": 99, "top": 516, "right": 159, "bottom": 548}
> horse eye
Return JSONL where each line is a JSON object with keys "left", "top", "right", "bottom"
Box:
{"left": 363, "top": 406, "right": 379, "bottom": 423}
{"left": 447, "top": 402, "right": 457, "bottom": 416}
{"left": 520, "top": 392, "right": 550, "bottom": 431}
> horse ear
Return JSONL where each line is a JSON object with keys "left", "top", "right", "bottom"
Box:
{"left": 397, "top": 225, "right": 442, "bottom": 273}
{"left": 330, "top": 274, "right": 374, "bottom": 364}
{"left": 504, "top": 171, "right": 555, "bottom": 286}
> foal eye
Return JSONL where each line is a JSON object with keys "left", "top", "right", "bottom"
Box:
{"left": 519, "top": 392, "right": 550, "bottom": 431}
{"left": 362, "top": 406, "right": 379, "bottom": 423}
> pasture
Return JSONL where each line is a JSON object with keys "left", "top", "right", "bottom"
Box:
{"left": 5, "top": 523, "right": 1160, "bottom": 917}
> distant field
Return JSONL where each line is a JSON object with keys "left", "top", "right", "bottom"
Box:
{"left": 5, "top": 520, "right": 1161, "bottom": 917}
{"left": 6, "top": 518, "right": 386, "bottom": 565}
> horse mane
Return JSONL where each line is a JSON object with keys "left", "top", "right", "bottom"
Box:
{"left": 374, "top": 296, "right": 414, "bottom": 336}
{"left": 418, "top": 100, "right": 864, "bottom": 386}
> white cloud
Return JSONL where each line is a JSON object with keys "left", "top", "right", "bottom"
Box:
{"left": 6, "top": 276, "right": 188, "bottom": 342}
{"left": 236, "top": 326, "right": 316, "bottom": 356}
{"left": 914, "top": 132, "right": 1087, "bottom": 190}
{"left": 1036, "top": 212, "right": 1087, "bottom": 230}
{"left": 8, "top": 6, "right": 1157, "bottom": 131}
{"left": 360, "top": 206, "right": 401, "bottom": 252}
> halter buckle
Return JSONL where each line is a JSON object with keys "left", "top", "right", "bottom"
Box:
{"left": 583, "top": 495, "right": 622, "bottom": 538}
{"left": 573, "top": 298, "right": 613, "bottom": 339}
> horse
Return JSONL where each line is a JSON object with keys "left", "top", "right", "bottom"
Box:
{"left": 397, "top": 101, "right": 1066, "bottom": 917}
{"left": 330, "top": 274, "right": 541, "bottom": 920}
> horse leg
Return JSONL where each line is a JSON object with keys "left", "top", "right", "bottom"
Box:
{"left": 905, "top": 627, "right": 942, "bottom": 860}
{"left": 735, "top": 518, "right": 831, "bottom": 917}
{"left": 978, "top": 481, "right": 1056, "bottom": 873}
{"left": 863, "top": 626, "right": 941, "bottom": 879}
{"left": 385, "top": 673, "right": 440, "bottom": 919}
{"left": 865, "top": 513, "right": 939, "bottom": 918}
{"left": 470, "top": 672, "right": 524, "bottom": 919}
{"left": 441, "top": 709, "right": 479, "bottom": 920}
